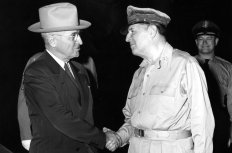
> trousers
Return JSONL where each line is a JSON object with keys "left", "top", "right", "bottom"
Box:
{"left": 128, "top": 136, "right": 193, "bottom": 153}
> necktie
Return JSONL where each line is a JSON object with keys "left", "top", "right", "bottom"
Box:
{"left": 201, "top": 59, "right": 211, "bottom": 85}
{"left": 64, "top": 63, "right": 74, "bottom": 79}
{"left": 201, "top": 59, "right": 222, "bottom": 108}
{"left": 202, "top": 59, "right": 210, "bottom": 72}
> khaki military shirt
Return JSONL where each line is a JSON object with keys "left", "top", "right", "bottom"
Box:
{"left": 117, "top": 43, "right": 214, "bottom": 153}
{"left": 195, "top": 55, "right": 232, "bottom": 121}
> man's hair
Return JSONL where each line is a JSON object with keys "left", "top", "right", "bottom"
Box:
{"left": 41, "top": 33, "right": 49, "bottom": 40}
{"left": 41, "top": 33, "right": 49, "bottom": 45}
{"left": 144, "top": 23, "right": 166, "bottom": 36}
{"left": 155, "top": 24, "right": 166, "bottom": 35}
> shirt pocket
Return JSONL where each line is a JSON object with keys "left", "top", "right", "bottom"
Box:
{"left": 128, "top": 86, "right": 140, "bottom": 99}
{"left": 128, "top": 78, "right": 143, "bottom": 99}
{"left": 147, "top": 84, "right": 176, "bottom": 116}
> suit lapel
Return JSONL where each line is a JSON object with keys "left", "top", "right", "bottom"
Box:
{"left": 70, "top": 61, "right": 90, "bottom": 113}
{"left": 43, "top": 52, "right": 90, "bottom": 117}
{"left": 43, "top": 51, "right": 82, "bottom": 107}
{"left": 65, "top": 65, "right": 82, "bottom": 93}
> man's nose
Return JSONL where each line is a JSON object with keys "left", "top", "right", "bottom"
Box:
{"left": 125, "top": 32, "right": 131, "bottom": 42}
{"left": 75, "top": 35, "right": 83, "bottom": 45}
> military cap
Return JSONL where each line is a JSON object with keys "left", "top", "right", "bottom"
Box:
{"left": 121, "top": 5, "right": 171, "bottom": 35}
{"left": 192, "top": 20, "right": 221, "bottom": 38}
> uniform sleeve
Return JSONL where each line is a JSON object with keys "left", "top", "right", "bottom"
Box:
{"left": 227, "top": 67, "right": 232, "bottom": 122}
{"left": 23, "top": 68, "right": 106, "bottom": 149}
{"left": 226, "top": 66, "right": 232, "bottom": 142}
{"left": 17, "top": 53, "right": 43, "bottom": 141}
{"left": 116, "top": 72, "right": 138, "bottom": 147}
{"left": 186, "top": 58, "right": 215, "bottom": 153}
{"left": 18, "top": 83, "right": 32, "bottom": 141}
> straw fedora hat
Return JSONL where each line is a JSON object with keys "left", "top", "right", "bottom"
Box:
{"left": 28, "top": 2, "right": 91, "bottom": 33}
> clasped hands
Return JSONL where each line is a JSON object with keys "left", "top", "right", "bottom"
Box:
{"left": 104, "top": 127, "right": 122, "bottom": 152}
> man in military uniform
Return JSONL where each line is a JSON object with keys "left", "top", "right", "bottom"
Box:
{"left": 104, "top": 6, "right": 215, "bottom": 153}
{"left": 193, "top": 20, "right": 232, "bottom": 153}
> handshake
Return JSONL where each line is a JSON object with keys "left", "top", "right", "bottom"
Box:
{"left": 103, "top": 127, "right": 122, "bottom": 152}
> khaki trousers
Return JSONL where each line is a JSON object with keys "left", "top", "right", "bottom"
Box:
{"left": 128, "top": 136, "right": 193, "bottom": 153}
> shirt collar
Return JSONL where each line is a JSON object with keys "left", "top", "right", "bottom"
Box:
{"left": 195, "top": 55, "right": 215, "bottom": 64}
{"left": 46, "top": 49, "right": 65, "bottom": 70}
{"left": 139, "top": 42, "right": 173, "bottom": 69}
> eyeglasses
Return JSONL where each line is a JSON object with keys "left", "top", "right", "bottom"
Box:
{"left": 197, "top": 37, "right": 215, "bottom": 42}
{"left": 52, "top": 32, "right": 80, "bottom": 41}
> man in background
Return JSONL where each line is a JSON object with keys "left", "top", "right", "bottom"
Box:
{"left": 193, "top": 20, "right": 232, "bottom": 153}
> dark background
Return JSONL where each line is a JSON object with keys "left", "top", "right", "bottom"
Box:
{"left": 0, "top": 0, "right": 231, "bottom": 153}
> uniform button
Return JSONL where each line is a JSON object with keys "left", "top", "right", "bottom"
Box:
{"left": 143, "top": 93, "right": 145, "bottom": 95}
{"left": 138, "top": 111, "right": 141, "bottom": 114}
{"left": 147, "top": 74, "right": 149, "bottom": 77}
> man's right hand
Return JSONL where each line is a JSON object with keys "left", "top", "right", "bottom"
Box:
{"left": 22, "top": 139, "right": 31, "bottom": 151}
{"left": 104, "top": 127, "right": 121, "bottom": 152}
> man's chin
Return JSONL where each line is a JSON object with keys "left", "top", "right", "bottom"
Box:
{"left": 72, "top": 50, "right": 79, "bottom": 58}
{"left": 75, "top": 52, "right": 80, "bottom": 57}
{"left": 132, "top": 51, "right": 142, "bottom": 58}
{"left": 131, "top": 50, "right": 137, "bottom": 56}
{"left": 200, "top": 50, "right": 212, "bottom": 54}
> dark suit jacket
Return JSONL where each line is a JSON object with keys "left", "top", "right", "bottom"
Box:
{"left": 23, "top": 51, "right": 105, "bottom": 153}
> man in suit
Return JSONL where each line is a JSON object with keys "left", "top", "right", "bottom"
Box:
{"left": 23, "top": 2, "right": 114, "bottom": 153}
{"left": 18, "top": 54, "right": 98, "bottom": 151}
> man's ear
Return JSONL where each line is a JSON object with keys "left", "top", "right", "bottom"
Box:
{"left": 195, "top": 39, "right": 198, "bottom": 44}
{"left": 215, "top": 37, "right": 219, "bottom": 46}
{"left": 47, "top": 35, "right": 57, "bottom": 47}
{"left": 148, "top": 25, "right": 157, "bottom": 38}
